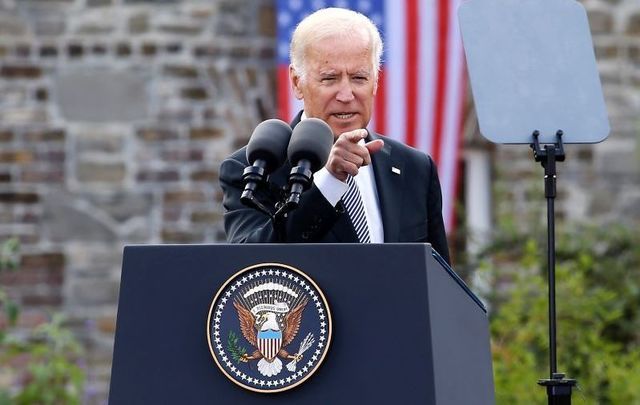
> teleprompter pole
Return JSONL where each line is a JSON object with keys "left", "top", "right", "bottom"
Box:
{"left": 530, "top": 130, "right": 576, "bottom": 405}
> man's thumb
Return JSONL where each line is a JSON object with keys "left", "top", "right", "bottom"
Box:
{"left": 365, "top": 139, "right": 384, "bottom": 155}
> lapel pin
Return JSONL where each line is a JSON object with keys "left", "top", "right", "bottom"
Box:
{"left": 391, "top": 167, "right": 401, "bottom": 175}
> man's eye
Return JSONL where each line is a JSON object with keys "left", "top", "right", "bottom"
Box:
{"left": 321, "top": 77, "right": 335, "bottom": 82}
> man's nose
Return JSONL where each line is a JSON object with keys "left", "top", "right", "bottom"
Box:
{"left": 335, "top": 79, "right": 355, "bottom": 103}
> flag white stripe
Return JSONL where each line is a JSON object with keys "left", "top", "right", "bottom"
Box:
{"left": 417, "top": 0, "right": 437, "bottom": 154}
{"left": 384, "top": 0, "right": 406, "bottom": 143}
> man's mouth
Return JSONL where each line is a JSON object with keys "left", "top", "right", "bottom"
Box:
{"left": 333, "top": 112, "right": 356, "bottom": 120}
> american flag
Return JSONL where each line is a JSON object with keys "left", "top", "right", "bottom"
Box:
{"left": 276, "top": 0, "right": 466, "bottom": 231}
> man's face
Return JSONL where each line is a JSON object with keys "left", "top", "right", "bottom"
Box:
{"left": 290, "top": 33, "right": 377, "bottom": 138}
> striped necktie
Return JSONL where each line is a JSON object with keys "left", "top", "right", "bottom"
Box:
{"left": 343, "top": 176, "right": 371, "bottom": 243}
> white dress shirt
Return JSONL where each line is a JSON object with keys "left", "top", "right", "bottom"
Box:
{"left": 310, "top": 125, "right": 385, "bottom": 243}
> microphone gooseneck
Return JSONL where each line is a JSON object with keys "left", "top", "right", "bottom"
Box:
{"left": 240, "top": 119, "right": 292, "bottom": 214}
{"left": 283, "top": 118, "right": 334, "bottom": 210}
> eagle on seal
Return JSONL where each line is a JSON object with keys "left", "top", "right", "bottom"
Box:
{"left": 233, "top": 298, "right": 308, "bottom": 377}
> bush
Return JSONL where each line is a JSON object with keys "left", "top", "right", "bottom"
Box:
{"left": 478, "top": 224, "right": 640, "bottom": 404}
{"left": 0, "top": 238, "right": 85, "bottom": 405}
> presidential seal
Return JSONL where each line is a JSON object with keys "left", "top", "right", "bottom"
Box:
{"left": 207, "top": 263, "right": 332, "bottom": 393}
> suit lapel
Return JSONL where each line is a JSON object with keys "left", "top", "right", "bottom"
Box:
{"left": 369, "top": 132, "right": 404, "bottom": 242}
{"left": 290, "top": 110, "right": 358, "bottom": 243}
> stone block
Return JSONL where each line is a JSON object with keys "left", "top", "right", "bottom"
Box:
{"left": 71, "top": 280, "right": 119, "bottom": 306}
{"left": 21, "top": 170, "right": 65, "bottom": 184}
{"left": 0, "top": 150, "right": 34, "bottom": 164}
{"left": 116, "top": 43, "right": 132, "bottom": 57}
{"left": 66, "top": 244, "right": 122, "bottom": 277}
{"left": 86, "top": 192, "right": 153, "bottom": 223}
{"left": 128, "top": 13, "right": 149, "bottom": 34}
{"left": 258, "top": 4, "right": 275, "bottom": 37}
{"left": 87, "top": 0, "right": 113, "bottom": 6}
{"left": 594, "top": 140, "right": 639, "bottom": 175}
{"left": 158, "top": 23, "right": 203, "bottom": 36}
{"left": 33, "top": 17, "right": 66, "bottom": 36}
{"left": 42, "top": 194, "right": 117, "bottom": 242}
{"left": 163, "top": 190, "right": 206, "bottom": 204}
{"left": 0, "top": 130, "right": 13, "bottom": 142}
{"left": 91, "top": 44, "right": 108, "bottom": 55}
{"left": 587, "top": 8, "right": 614, "bottom": 35}
{"left": 76, "top": 22, "right": 114, "bottom": 35}
{"left": 627, "top": 13, "right": 640, "bottom": 35}
{"left": 161, "top": 148, "right": 204, "bottom": 162}
{"left": 76, "top": 161, "right": 126, "bottom": 183}
{"left": 35, "top": 150, "right": 65, "bottom": 163}
{"left": 191, "top": 210, "right": 223, "bottom": 224}
{"left": 163, "top": 64, "right": 199, "bottom": 78}
{"left": 24, "top": 129, "right": 65, "bottom": 142}
{"left": 190, "top": 169, "right": 218, "bottom": 182}
{"left": 621, "top": 193, "right": 640, "bottom": 219}
{"left": 594, "top": 43, "right": 618, "bottom": 60}
{"left": 194, "top": 44, "right": 222, "bottom": 58}
{"left": 0, "top": 65, "right": 42, "bottom": 79}
{"left": 166, "top": 42, "right": 182, "bottom": 53}
{"left": 76, "top": 131, "right": 123, "bottom": 153}
{"left": 189, "top": 127, "right": 224, "bottom": 139}
{"left": 0, "top": 265, "right": 64, "bottom": 286}
{"left": 55, "top": 69, "right": 149, "bottom": 122}
{"left": 97, "top": 315, "right": 116, "bottom": 334}
{"left": 136, "top": 169, "right": 180, "bottom": 182}
{"left": 136, "top": 127, "right": 179, "bottom": 141}
{"left": 181, "top": 87, "right": 208, "bottom": 100}
{"left": 0, "top": 192, "right": 39, "bottom": 204}
{"left": 67, "top": 43, "right": 84, "bottom": 58}
{"left": 15, "top": 44, "right": 31, "bottom": 58}
{"left": 161, "top": 228, "right": 204, "bottom": 243}
{"left": 0, "top": 15, "right": 27, "bottom": 36}
{"left": 0, "top": 108, "right": 48, "bottom": 124}
{"left": 141, "top": 43, "right": 157, "bottom": 56}
{"left": 22, "top": 290, "right": 63, "bottom": 307}
{"left": 35, "top": 88, "right": 48, "bottom": 101}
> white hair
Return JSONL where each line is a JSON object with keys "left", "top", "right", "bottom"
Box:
{"left": 289, "top": 7, "right": 383, "bottom": 83}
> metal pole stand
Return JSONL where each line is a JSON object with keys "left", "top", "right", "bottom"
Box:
{"left": 530, "top": 130, "right": 577, "bottom": 405}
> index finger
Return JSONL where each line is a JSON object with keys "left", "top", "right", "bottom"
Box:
{"left": 340, "top": 129, "right": 368, "bottom": 143}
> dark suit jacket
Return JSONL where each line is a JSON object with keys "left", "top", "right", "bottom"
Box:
{"left": 219, "top": 113, "right": 451, "bottom": 264}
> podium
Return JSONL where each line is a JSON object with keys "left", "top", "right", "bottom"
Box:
{"left": 109, "top": 244, "right": 494, "bottom": 404}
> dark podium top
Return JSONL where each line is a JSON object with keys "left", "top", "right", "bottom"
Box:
{"left": 109, "top": 243, "right": 494, "bottom": 404}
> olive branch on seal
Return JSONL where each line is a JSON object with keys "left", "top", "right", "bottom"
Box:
{"left": 227, "top": 331, "right": 247, "bottom": 363}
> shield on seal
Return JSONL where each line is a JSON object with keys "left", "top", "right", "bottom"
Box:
{"left": 257, "top": 329, "right": 282, "bottom": 361}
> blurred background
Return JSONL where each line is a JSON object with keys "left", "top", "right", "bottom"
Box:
{"left": 0, "top": 0, "right": 638, "bottom": 403}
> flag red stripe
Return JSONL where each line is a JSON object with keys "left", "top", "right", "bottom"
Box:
{"left": 431, "top": 0, "right": 450, "bottom": 164}
{"left": 277, "top": 66, "right": 290, "bottom": 121}
{"left": 449, "top": 59, "right": 468, "bottom": 232}
{"left": 405, "top": 0, "right": 419, "bottom": 147}
{"left": 375, "top": 69, "right": 387, "bottom": 135}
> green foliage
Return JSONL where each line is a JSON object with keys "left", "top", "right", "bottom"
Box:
{"left": 227, "top": 330, "right": 247, "bottom": 363}
{"left": 0, "top": 238, "right": 86, "bottom": 404}
{"left": 479, "top": 224, "right": 640, "bottom": 404}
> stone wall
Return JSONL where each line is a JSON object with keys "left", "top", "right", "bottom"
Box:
{"left": 0, "top": 0, "right": 275, "bottom": 401}
{"left": 0, "top": 0, "right": 638, "bottom": 403}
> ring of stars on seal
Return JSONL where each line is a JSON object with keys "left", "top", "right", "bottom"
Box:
{"left": 207, "top": 263, "right": 332, "bottom": 393}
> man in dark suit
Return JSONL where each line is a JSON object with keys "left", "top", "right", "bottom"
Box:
{"left": 219, "top": 8, "right": 450, "bottom": 264}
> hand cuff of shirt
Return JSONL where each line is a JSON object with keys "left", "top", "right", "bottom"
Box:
{"left": 313, "top": 167, "right": 348, "bottom": 207}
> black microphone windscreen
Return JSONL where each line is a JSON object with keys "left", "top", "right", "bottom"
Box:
{"left": 246, "top": 119, "right": 292, "bottom": 173}
{"left": 287, "top": 118, "right": 334, "bottom": 172}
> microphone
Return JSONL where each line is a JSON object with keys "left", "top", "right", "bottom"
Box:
{"left": 284, "top": 118, "right": 333, "bottom": 209}
{"left": 241, "top": 119, "right": 292, "bottom": 211}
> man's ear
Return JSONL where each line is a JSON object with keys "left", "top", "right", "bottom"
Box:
{"left": 289, "top": 65, "right": 304, "bottom": 100}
